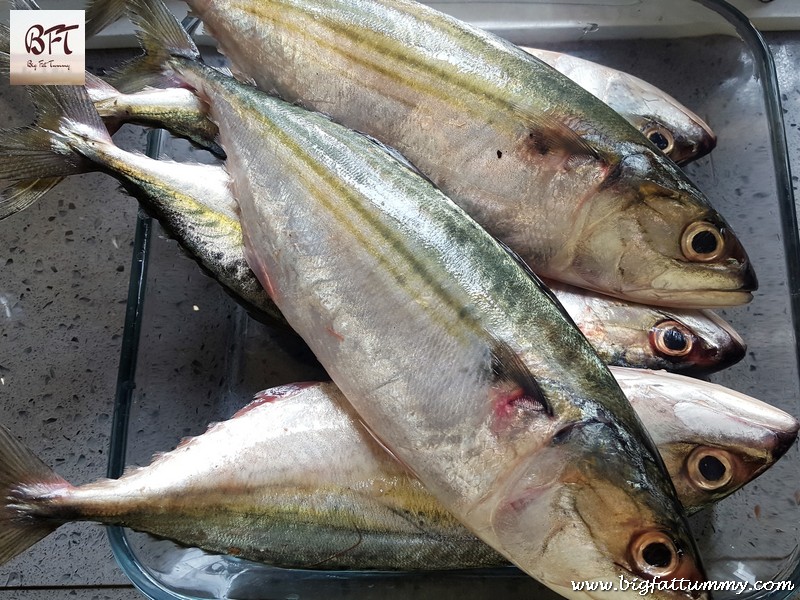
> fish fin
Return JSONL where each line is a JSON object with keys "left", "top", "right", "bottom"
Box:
{"left": 84, "top": 71, "right": 119, "bottom": 101}
{"left": 0, "top": 86, "right": 112, "bottom": 219}
{"left": 0, "top": 24, "right": 9, "bottom": 74}
{"left": 511, "top": 104, "right": 609, "bottom": 169}
{"left": 9, "top": 0, "right": 40, "bottom": 9}
{"left": 0, "top": 177, "right": 65, "bottom": 220}
{"left": 0, "top": 21, "right": 8, "bottom": 53}
{"left": 105, "top": 56, "right": 173, "bottom": 93}
{"left": 0, "top": 423, "right": 68, "bottom": 565}
{"left": 0, "top": 127, "right": 86, "bottom": 181}
{"left": 126, "top": 0, "right": 200, "bottom": 62}
{"left": 489, "top": 338, "right": 552, "bottom": 417}
{"left": 106, "top": 0, "right": 200, "bottom": 92}
{"left": 85, "top": 0, "right": 127, "bottom": 38}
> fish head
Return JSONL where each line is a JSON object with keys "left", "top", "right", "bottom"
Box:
{"left": 617, "top": 369, "right": 799, "bottom": 511}
{"left": 567, "top": 285, "right": 746, "bottom": 373}
{"left": 628, "top": 114, "right": 717, "bottom": 166}
{"left": 646, "top": 309, "right": 746, "bottom": 374}
{"left": 560, "top": 149, "right": 756, "bottom": 308}
{"left": 484, "top": 409, "right": 707, "bottom": 600}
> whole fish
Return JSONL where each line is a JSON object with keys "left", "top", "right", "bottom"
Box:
{"left": 0, "top": 47, "right": 745, "bottom": 374}
{"left": 521, "top": 48, "right": 716, "bottom": 166}
{"left": 0, "top": 64, "right": 745, "bottom": 374}
{"left": 113, "top": 2, "right": 709, "bottom": 597}
{"left": 0, "top": 371, "right": 794, "bottom": 569}
{"left": 0, "top": 45, "right": 741, "bottom": 373}
{"left": 86, "top": 0, "right": 756, "bottom": 308}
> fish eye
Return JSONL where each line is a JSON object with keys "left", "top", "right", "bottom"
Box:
{"left": 681, "top": 221, "right": 726, "bottom": 262}
{"left": 643, "top": 125, "right": 675, "bottom": 155}
{"left": 650, "top": 320, "right": 694, "bottom": 358}
{"left": 686, "top": 446, "right": 734, "bottom": 491}
{"left": 630, "top": 531, "right": 681, "bottom": 577}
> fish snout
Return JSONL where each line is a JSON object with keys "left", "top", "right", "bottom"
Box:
{"left": 771, "top": 419, "right": 800, "bottom": 460}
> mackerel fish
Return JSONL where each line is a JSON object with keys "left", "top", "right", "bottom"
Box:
{"left": 0, "top": 67, "right": 745, "bottom": 373}
{"left": 0, "top": 83, "right": 745, "bottom": 374}
{"left": 88, "top": 0, "right": 756, "bottom": 308}
{"left": 0, "top": 372, "right": 794, "bottom": 569}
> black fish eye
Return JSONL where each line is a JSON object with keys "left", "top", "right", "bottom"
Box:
{"left": 629, "top": 531, "right": 680, "bottom": 577}
{"left": 642, "top": 542, "right": 673, "bottom": 568}
{"left": 648, "top": 131, "right": 670, "bottom": 150}
{"left": 681, "top": 221, "right": 726, "bottom": 262}
{"left": 686, "top": 447, "right": 735, "bottom": 491}
{"left": 662, "top": 327, "right": 687, "bottom": 351}
{"left": 643, "top": 125, "right": 675, "bottom": 155}
{"left": 650, "top": 320, "right": 694, "bottom": 358}
{"left": 691, "top": 230, "right": 718, "bottom": 254}
{"left": 698, "top": 455, "right": 727, "bottom": 482}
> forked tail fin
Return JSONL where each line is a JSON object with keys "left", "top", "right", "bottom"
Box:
{"left": 0, "top": 85, "right": 113, "bottom": 220}
{"left": 105, "top": 0, "right": 201, "bottom": 93}
{"left": 0, "top": 424, "right": 69, "bottom": 564}
{"left": 85, "top": 0, "right": 128, "bottom": 38}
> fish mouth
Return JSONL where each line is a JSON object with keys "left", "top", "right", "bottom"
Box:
{"left": 771, "top": 422, "right": 800, "bottom": 461}
{"left": 673, "top": 129, "right": 716, "bottom": 166}
{"left": 679, "top": 325, "right": 746, "bottom": 375}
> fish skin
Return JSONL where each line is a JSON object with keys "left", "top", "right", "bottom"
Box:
{"left": 95, "top": 44, "right": 718, "bottom": 167}
{"left": 178, "top": 0, "right": 754, "bottom": 308}
{"left": 521, "top": 48, "right": 716, "bottom": 166}
{"left": 140, "top": 34, "right": 708, "bottom": 600}
{"left": 1, "top": 372, "right": 794, "bottom": 568}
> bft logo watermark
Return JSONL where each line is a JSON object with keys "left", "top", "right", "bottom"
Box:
{"left": 9, "top": 10, "right": 85, "bottom": 85}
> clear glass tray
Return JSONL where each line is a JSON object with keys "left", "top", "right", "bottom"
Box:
{"left": 108, "top": 1, "right": 800, "bottom": 598}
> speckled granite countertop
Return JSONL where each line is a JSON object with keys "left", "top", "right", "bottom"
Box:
{"left": 0, "top": 28, "right": 799, "bottom": 600}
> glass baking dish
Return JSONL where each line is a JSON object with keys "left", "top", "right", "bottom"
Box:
{"left": 107, "top": 0, "right": 800, "bottom": 598}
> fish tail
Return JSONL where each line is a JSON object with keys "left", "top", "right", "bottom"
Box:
{"left": 84, "top": 71, "right": 121, "bottom": 101}
{"left": 0, "top": 23, "right": 9, "bottom": 73}
{"left": 85, "top": 0, "right": 127, "bottom": 38}
{"left": 0, "top": 424, "right": 69, "bottom": 565}
{"left": 0, "top": 85, "right": 112, "bottom": 220}
{"left": 10, "top": 0, "right": 41, "bottom": 9}
{"left": 108, "top": 0, "right": 200, "bottom": 93}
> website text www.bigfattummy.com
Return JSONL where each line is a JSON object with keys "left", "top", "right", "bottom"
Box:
{"left": 570, "top": 576, "right": 795, "bottom": 596}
